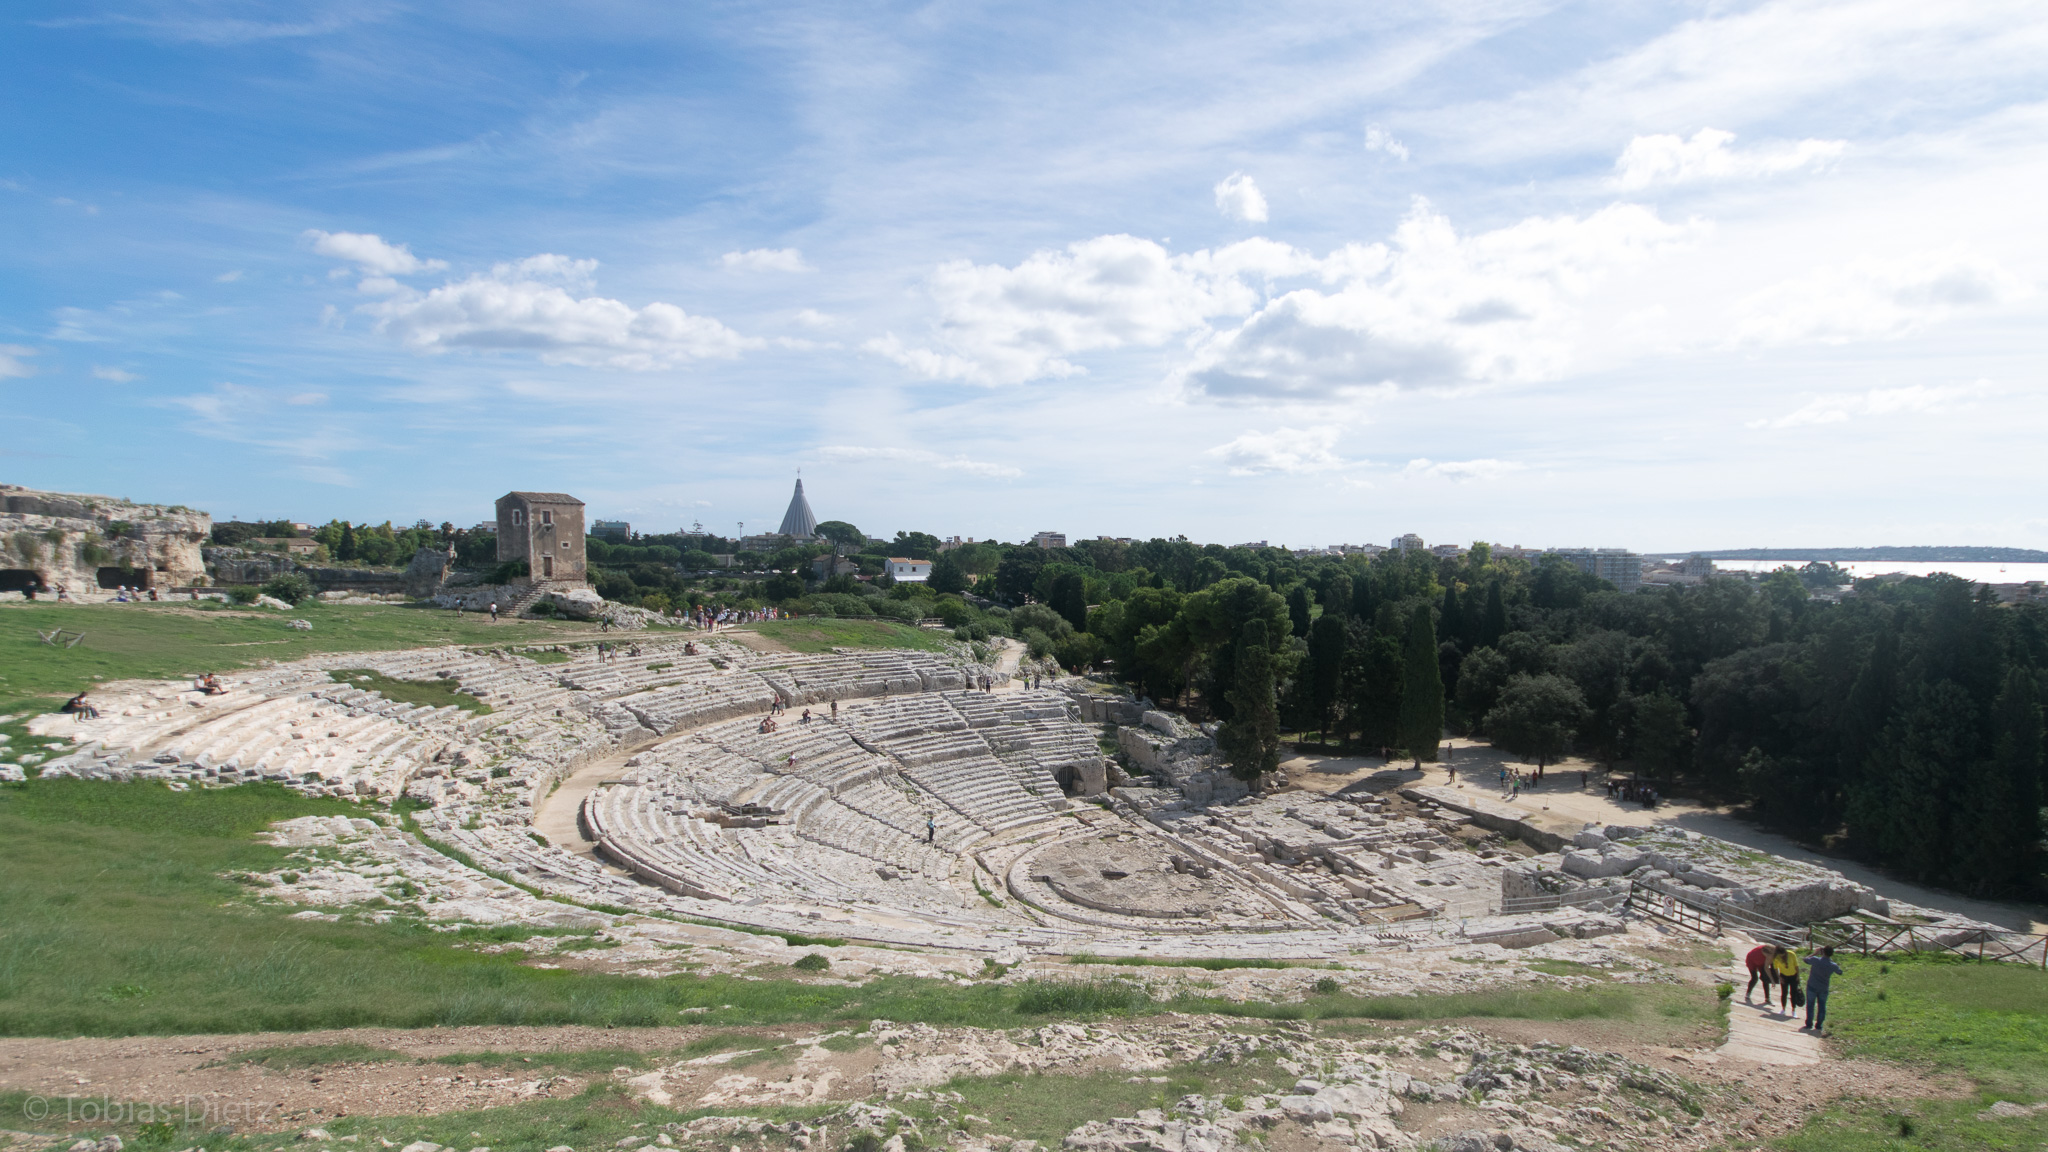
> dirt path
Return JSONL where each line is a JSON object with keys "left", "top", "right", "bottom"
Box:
{"left": 533, "top": 742, "right": 656, "bottom": 861}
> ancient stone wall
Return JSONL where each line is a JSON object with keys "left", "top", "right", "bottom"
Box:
{"left": 0, "top": 485, "right": 208, "bottom": 592}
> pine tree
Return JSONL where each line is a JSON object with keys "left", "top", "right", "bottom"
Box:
{"left": 1220, "top": 620, "right": 1280, "bottom": 781}
{"left": 1398, "top": 606, "right": 1445, "bottom": 760}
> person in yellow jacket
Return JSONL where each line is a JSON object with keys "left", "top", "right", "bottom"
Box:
{"left": 1772, "top": 945, "right": 1802, "bottom": 1014}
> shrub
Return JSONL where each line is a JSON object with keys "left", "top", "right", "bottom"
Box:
{"left": 792, "top": 953, "right": 830, "bottom": 971}
{"left": 226, "top": 585, "right": 261, "bottom": 604}
{"left": 1313, "top": 976, "right": 1342, "bottom": 995}
{"left": 261, "top": 573, "right": 315, "bottom": 606}
{"left": 528, "top": 599, "right": 558, "bottom": 617}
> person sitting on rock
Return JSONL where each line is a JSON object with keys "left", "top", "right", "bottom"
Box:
{"left": 62, "top": 692, "right": 99, "bottom": 719}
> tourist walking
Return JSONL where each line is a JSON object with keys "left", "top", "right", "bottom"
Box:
{"left": 1744, "top": 944, "right": 1777, "bottom": 1002}
{"left": 489, "top": 601, "right": 498, "bottom": 622}
{"left": 925, "top": 813, "right": 936, "bottom": 844}
{"left": 1803, "top": 946, "right": 1843, "bottom": 1033}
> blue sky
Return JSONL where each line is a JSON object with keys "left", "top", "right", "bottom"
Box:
{"left": 4, "top": 1, "right": 2044, "bottom": 551}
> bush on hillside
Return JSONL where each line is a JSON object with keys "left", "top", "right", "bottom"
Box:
{"left": 260, "top": 573, "right": 315, "bottom": 606}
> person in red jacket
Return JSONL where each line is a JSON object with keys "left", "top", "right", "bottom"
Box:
{"left": 1745, "top": 943, "right": 1777, "bottom": 1002}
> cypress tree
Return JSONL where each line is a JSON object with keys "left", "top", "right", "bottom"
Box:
{"left": 338, "top": 521, "right": 357, "bottom": 563}
{"left": 1959, "top": 668, "right": 2044, "bottom": 894}
{"left": 1220, "top": 620, "right": 1280, "bottom": 781}
{"left": 1306, "top": 613, "right": 1347, "bottom": 744}
{"left": 1399, "top": 606, "right": 1445, "bottom": 760}
{"left": 1287, "top": 585, "right": 1312, "bottom": 638}
{"left": 1481, "top": 580, "right": 1508, "bottom": 648}
{"left": 1441, "top": 583, "right": 1464, "bottom": 651}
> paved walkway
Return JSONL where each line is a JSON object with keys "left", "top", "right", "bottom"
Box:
{"left": 1717, "top": 936, "right": 1824, "bottom": 1065}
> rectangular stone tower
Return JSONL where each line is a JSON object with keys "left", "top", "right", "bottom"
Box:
{"left": 495, "top": 491, "right": 587, "bottom": 583}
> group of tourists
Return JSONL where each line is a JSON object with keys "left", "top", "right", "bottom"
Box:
{"left": 592, "top": 642, "right": 640, "bottom": 663}
{"left": 1743, "top": 942, "right": 1845, "bottom": 1032}
{"left": 1607, "top": 777, "right": 1660, "bottom": 807}
{"left": 689, "top": 606, "right": 787, "bottom": 630}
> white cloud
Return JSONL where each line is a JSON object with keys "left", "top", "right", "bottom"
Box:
{"left": 1213, "top": 172, "right": 1269, "bottom": 223}
{"left": 215, "top": 269, "right": 243, "bottom": 282}
{"left": 92, "top": 365, "right": 138, "bottom": 382}
{"left": 1401, "top": 458, "right": 1524, "bottom": 481}
{"left": 361, "top": 256, "right": 756, "bottom": 370}
{"left": 1206, "top": 427, "right": 1347, "bottom": 475}
{"left": 876, "top": 201, "right": 1697, "bottom": 396}
{"left": 793, "top": 308, "right": 835, "bottom": 328}
{"left": 1731, "top": 249, "right": 2029, "bottom": 346}
{"left": 869, "top": 234, "right": 1283, "bottom": 385}
{"left": 305, "top": 229, "right": 447, "bottom": 276}
{"left": 0, "top": 345, "right": 36, "bottom": 379}
{"left": 1615, "top": 128, "right": 1845, "bottom": 189}
{"left": 1363, "top": 123, "right": 1409, "bottom": 160}
{"left": 1181, "top": 198, "right": 1700, "bottom": 401}
{"left": 816, "top": 445, "right": 1022, "bottom": 478}
{"left": 1748, "top": 381, "right": 2000, "bottom": 429}
{"left": 721, "top": 248, "right": 811, "bottom": 272}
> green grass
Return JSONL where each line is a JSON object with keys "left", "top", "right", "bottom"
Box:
{"left": 0, "top": 600, "right": 596, "bottom": 718}
{"left": 1770, "top": 953, "right": 2048, "bottom": 1151}
{"left": 745, "top": 618, "right": 951, "bottom": 654}
{"left": 329, "top": 668, "right": 494, "bottom": 715}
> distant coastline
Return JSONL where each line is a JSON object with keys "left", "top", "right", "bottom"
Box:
{"left": 1651, "top": 547, "right": 2048, "bottom": 563}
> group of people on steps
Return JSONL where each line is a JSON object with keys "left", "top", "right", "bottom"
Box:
{"left": 1744, "top": 941, "right": 1845, "bottom": 1034}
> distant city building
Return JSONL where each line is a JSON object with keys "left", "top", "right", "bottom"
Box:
{"left": 1430, "top": 543, "right": 1464, "bottom": 559}
{"left": 1232, "top": 540, "right": 1270, "bottom": 550}
{"left": 938, "top": 536, "right": 976, "bottom": 552}
{"left": 470, "top": 521, "right": 496, "bottom": 536}
{"left": 887, "top": 557, "right": 932, "bottom": 582}
{"left": 1678, "top": 554, "right": 1715, "bottom": 577}
{"left": 591, "top": 519, "right": 631, "bottom": 542}
{"left": 1392, "top": 533, "right": 1426, "bottom": 553}
{"left": 1031, "top": 531, "right": 1066, "bottom": 549}
{"left": 777, "top": 479, "right": 818, "bottom": 539}
{"left": 1548, "top": 548, "right": 1642, "bottom": 593}
{"left": 739, "top": 533, "right": 795, "bottom": 553}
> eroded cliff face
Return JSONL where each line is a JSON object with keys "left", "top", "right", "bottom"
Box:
{"left": 1, "top": 485, "right": 210, "bottom": 593}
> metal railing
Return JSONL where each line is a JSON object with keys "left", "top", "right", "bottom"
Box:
{"left": 1624, "top": 877, "right": 1807, "bottom": 947}
{"left": 1810, "top": 919, "right": 2048, "bottom": 968}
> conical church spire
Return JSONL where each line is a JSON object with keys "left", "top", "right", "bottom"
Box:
{"left": 777, "top": 478, "right": 817, "bottom": 537}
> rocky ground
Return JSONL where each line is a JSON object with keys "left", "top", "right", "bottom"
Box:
{"left": 0, "top": 1003, "right": 1946, "bottom": 1152}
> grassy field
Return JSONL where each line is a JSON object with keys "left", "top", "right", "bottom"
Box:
{"left": 741, "top": 618, "right": 952, "bottom": 654}
{"left": 1772, "top": 953, "right": 2048, "bottom": 1151}
{"left": 0, "top": 600, "right": 598, "bottom": 710}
